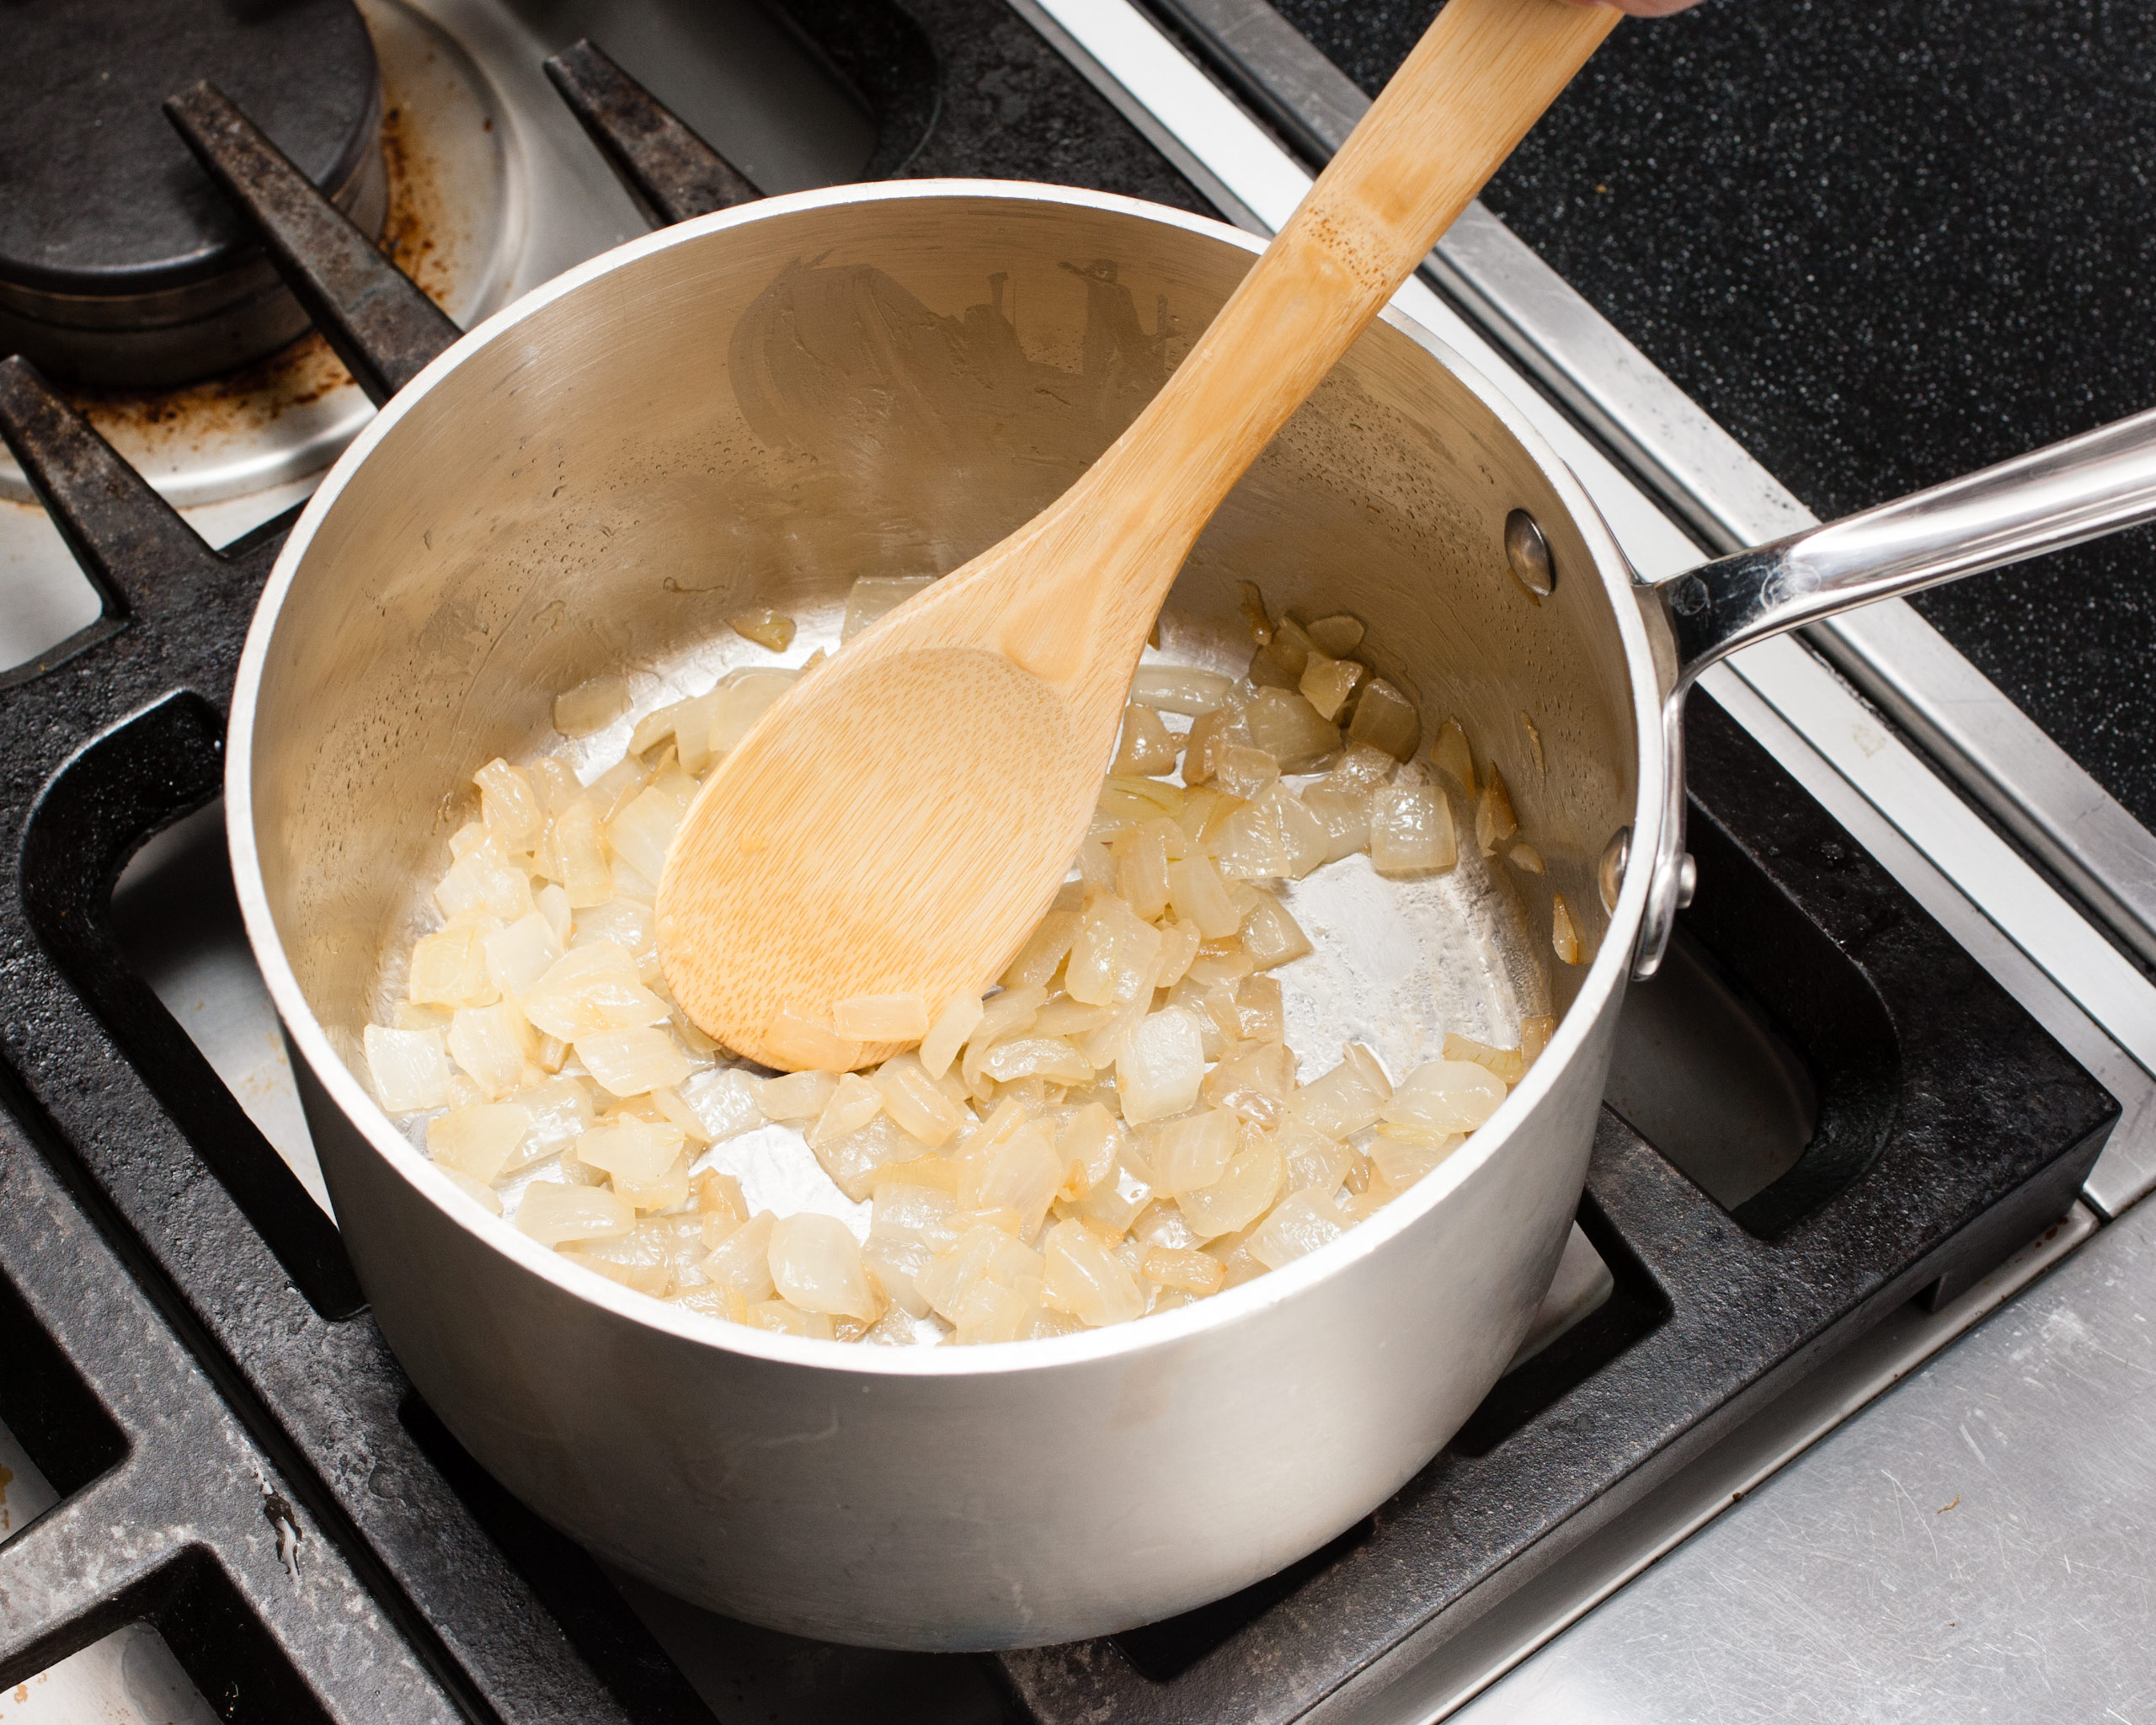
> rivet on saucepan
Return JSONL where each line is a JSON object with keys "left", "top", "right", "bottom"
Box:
{"left": 1504, "top": 508, "right": 1555, "bottom": 602}
{"left": 1675, "top": 852, "right": 1698, "bottom": 909}
{"left": 1598, "top": 826, "right": 1630, "bottom": 912}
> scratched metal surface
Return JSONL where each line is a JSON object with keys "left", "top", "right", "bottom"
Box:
{"left": 1449, "top": 1186, "right": 2156, "bottom": 1722}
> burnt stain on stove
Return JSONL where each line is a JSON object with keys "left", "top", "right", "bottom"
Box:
{"left": 59, "top": 89, "right": 466, "bottom": 461}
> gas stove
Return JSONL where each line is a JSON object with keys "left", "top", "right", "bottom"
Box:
{"left": 0, "top": 2, "right": 2149, "bottom": 1722}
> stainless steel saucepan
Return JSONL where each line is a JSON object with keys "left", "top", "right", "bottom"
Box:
{"left": 227, "top": 182, "right": 2156, "bottom": 1650}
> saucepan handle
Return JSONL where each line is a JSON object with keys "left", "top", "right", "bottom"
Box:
{"left": 1654, "top": 403, "right": 2156, "bottom": 687}
{"left": 1626, "top": 403, "right": 2156, "bottom": 981}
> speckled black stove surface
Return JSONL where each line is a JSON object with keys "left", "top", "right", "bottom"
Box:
{"left": 1273, "top": 0, "right": 2156, "bottom": 834}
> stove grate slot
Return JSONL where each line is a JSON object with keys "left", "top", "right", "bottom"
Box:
{"left": 545, "top": 40, "right": 764, "bottom": 225}
{"left": 82, "top": 1547, "right": 339, "bottom": 1725}
{"left": 1445, "top": 1192, "right": 1669, "bottom": 1461}
{"left": 20, "top": 693, "right": 362, "bottom": 1320}
{"left": 109, "top": 800, "right": 330, "bottom": 1215}
{"left": 396, "top": 1391, "right": 723, "bottom": 1725}
{"left": 7, "top": 1615, "right": 221, "bottom": 1725}
{"left": 0, "top": 1271, "right": 130, "bottom": 1523}
{"left": 1604, "top": 923, "right": 1818, "bottom": 1212}
{"left": 1681, "top": 804, "right": 1902, "bottom": 1241}
{"left": 0, "top": 1119, "right": 466, "bottom": 1722}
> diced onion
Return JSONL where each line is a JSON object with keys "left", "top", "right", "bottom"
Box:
{"left": 702, "top": 1212, "right": 777, "bottom": 1301}
{"left": 758, "top": 1069, "right": 837, "bottom": 1121}
{"left": 1114, "top": 818, "right": 1177, "bottom": 923}
{"left": 1111, "top": 703, "right": 1181, "bottom": 774}
{"left": 1301, "top": 785, "right": 1370, "bottom": 863}
{"left": 1248, "top": 617, "right": 1313, "bottom": 688}
{"left": 1075, "top": 1149, "right": 1154, "bottom": 1233}
{"left": 520, "top": 942, "right": 669, "bottom": 1041}
{"left": 868, "top": 1053, "right": 969, "bottom": 1146}
{"left": 1369, "top": 785, "right": 1458, "bottom": 878}
{"left": 807, "top": 1074, "right": 883, "bottom": 1151}
{"left": 1130, "top": 665, "right": 1234, "bottom": 716}
{"left": 605, "top": 778, "right": 694, "bottom": 887}
{"left": 1305, "top": 614, "right": 1364, "bottom": 656}
{"left": 1288, "top": 1044, "right": 1391, "bottom": 1140}
{"left": 1177, "top": 1129, "right": 1283, "bottom": 1239}
{"left": 1055, "top": 1103, "right": 1121, "bottom": 1199}
{"left": 1369, "top": 1133, "right": 1461, "bottom": 1189}
{"left": 575, "top": 1116, "right": 687, "bottom": 1182}
{"left": 728, "top": 606, "right": 797, "bottom": 652}
{"left": 1182, "top": 707, "right": 1251, "bottom": 785}
{"left": 1476, "top": 770, "right": 1518, "bottom": 857}
{"left": 437, "top": 1166, "right": 504, "bottom": 1215}
{"left": 1065, "top": 895, "right": 1162, "bottom": 1007}
{"left": 1299, "top": 653, "right": 1365, "bottom": 722}
{"left": 435, "top": 833, "right": 534, "bottom": 923}
{"left": 915, "top": 1225, "right": 1044, "bottom": 1326}
{"left": 475, "top": 758, "right": 543, "bottom": 850}
{"left": 447, "top": 1001, "right": 535, "bottom": 1100}
{"left": 1043, "top": 1220, "right": 1146, "bottom": 1326}
{"left": 483, "top": 912, "right": 563, "bottom": 1000}
{"left": 1248, "top": 1189, "right": 1350, "bottom": 1269}
{"left": 377, "top": 576, "right": 1561, "bottom": 1348}
{"left": 428, "top": 1103, "right": 531, "bottom": 1182}
{"left": 577, "top": 1026, "right": 692, "bottom": 1097}
{"left": 1346, "top": 677, "right": 1421, "bottom": 761}
{"left": 1431, "top": 718, "right": 1475, "bottom": 790}
{"left": 769, "top": 1214, "right": 880, "bottom": 1320}
{"left": 1551, "top": 893, "right": 1582, "bottom": 965}
{"left": 1116, "top": 1008, "right": 1204, "bottom": 1124}
{"left": 812, "top": 1112, "right": 919, "bottom": 1203}
{"left": 1242, "top": 688, "right": 1341, "bottom": 772}
{"left": 764, "top": 1012, "right": 862, "bottom": 1073}
{"left": 408, "top": 922, "right": 492, "bottom": 1008}
{"left": 919, "top": 991, "right": 985, "bottom": 1080}
{"left": 963, "top": 1122, "right": 1064, "bottom": 1234}
{"left": 517, "top": 1180, "right": 634, "bottom": 1246}
{"left": 553, "top": 675, "right": 630, "bottom": 738}
{"left": 1214, "top": 745, "right": 1280, "bottom": 801}
{"left": 1141, "top": 1244, "right": 1225, "bottom": 1295}
{"left": 1238, "top": 889, "right": 1313, "bottom": 969}
{"left": 1146, "top": 1107, "right": 1239, "bottom": 1195}
{"left": 1001, "top": 911, "right": 1080, "bottom": 991}
{"left": 1384, "top": 1059, "right": 1508, "bottom": 1134}
{"left": 547, "top": 799, "right": 613, "bottom": 907}
{"left": 749, "top": 1300, "right": 835, "bottom": 1338}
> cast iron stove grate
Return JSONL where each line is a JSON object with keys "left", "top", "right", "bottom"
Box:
{"left": 0, "top": 7, "right": 2116, "bottom": 1722}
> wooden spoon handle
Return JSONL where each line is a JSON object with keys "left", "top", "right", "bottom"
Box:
{"left": 999, "top": 0, "right": 1618, "bottom": 677}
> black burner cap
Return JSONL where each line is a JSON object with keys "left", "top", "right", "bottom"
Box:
{"left": 0, "top": 0, "right": 381, "bottom": 300}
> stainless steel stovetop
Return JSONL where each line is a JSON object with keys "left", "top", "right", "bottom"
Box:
{"left": 3, "top": 2, "right": 2153, "bottom": 1721}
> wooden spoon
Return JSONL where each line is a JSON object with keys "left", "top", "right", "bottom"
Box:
{"left": 657, "top": 0, "right": 1620, "bottom": 1071}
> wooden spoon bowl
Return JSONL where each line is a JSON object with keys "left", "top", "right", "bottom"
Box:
{"left": 657, "top": 0, "right": 1620, "bottom": 1069}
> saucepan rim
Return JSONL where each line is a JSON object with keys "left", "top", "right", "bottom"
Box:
{"left": 226, "top": 178, "right": 1668, "bottom": 1379}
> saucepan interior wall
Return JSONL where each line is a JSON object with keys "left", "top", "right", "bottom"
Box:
{"left": 248, "top": 190, "right": 1637, "bottom": 1063}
